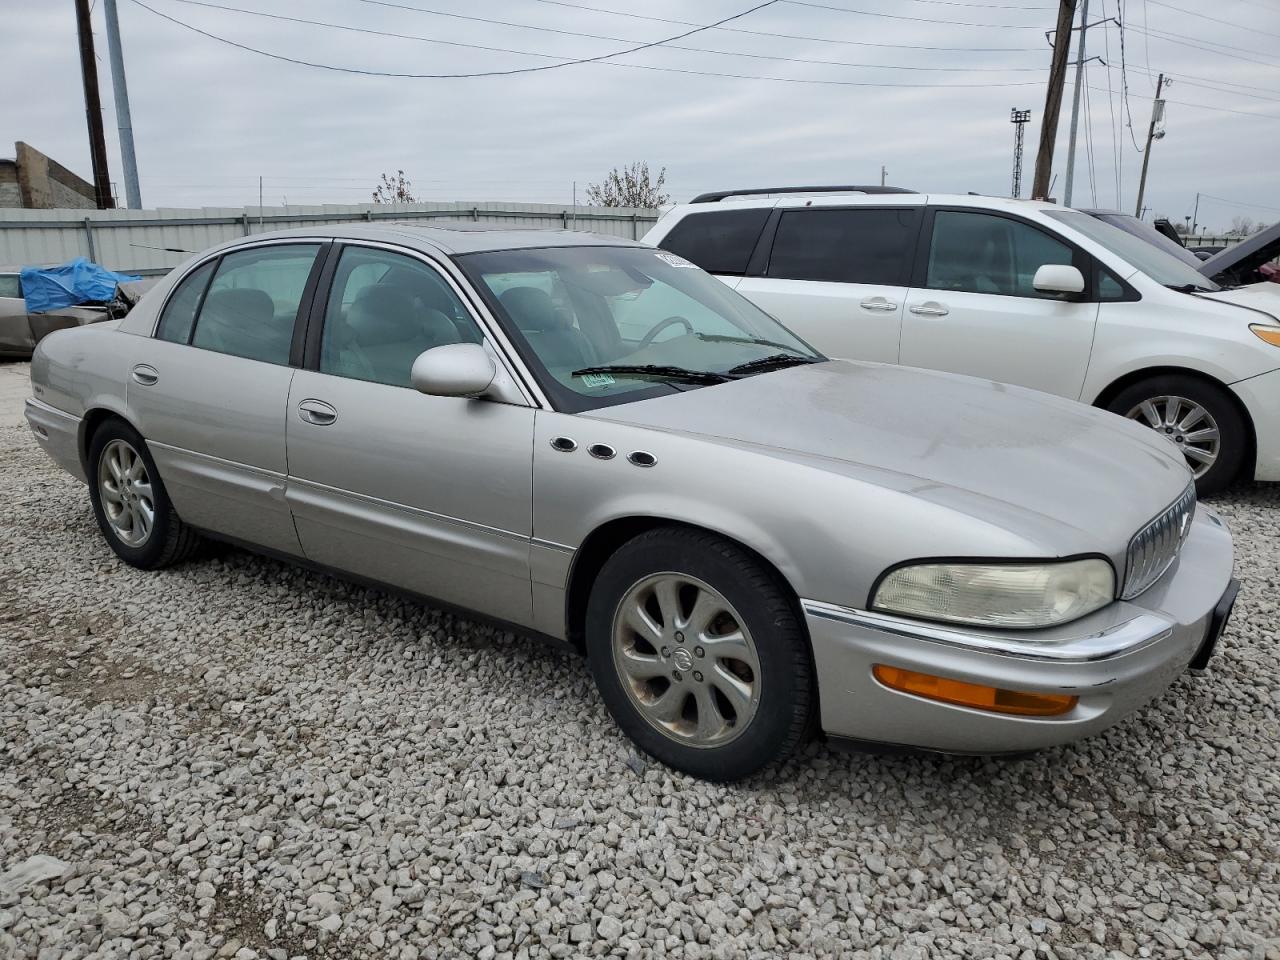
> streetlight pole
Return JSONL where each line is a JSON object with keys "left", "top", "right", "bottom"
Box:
{"left": 1063, "top": 0, "right": 1089, "bottom": 207}
{"left": 103, "top": 0, "right": 142, "bottom": 208}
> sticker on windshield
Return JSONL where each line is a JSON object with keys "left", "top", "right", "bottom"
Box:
{"left": 579, "top": 372, "right": 616, "bottom": 388}
{"left": 655, "top": 251, "right": 698, "bottom": 269}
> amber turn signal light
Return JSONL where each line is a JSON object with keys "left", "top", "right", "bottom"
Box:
{"left": 1251, "top": 324, "right": 1280, "bottom": 347}
{"left": 872, "top": 665, "right": 1078, "bottom": 717}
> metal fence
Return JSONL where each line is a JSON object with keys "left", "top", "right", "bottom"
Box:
{"left": 0, "top": 201, "right": 662, "bottom": 276}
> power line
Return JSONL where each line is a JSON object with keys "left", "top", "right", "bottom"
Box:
{"left": 780, "top": 0, "right": 1045, "bottom": 27}
{"left": 1145, "top": 0, "right": 1280, "bottom": 40}
{"left": 520, "top": 0, "right": 1046, "bottom": 51}
{"left": 127, "top": 0, "right": 782, "bottom": 78}
{"left": 126, "top": 0, "right": 1048, "bottom": 86}
{"left": 1127, "top": 23, "right": 1280, "bottom": 66}
{"left": 1195, "top": 194, "right": 1280, "bottom": 215}
{"left": 1082, "top": 83, "right": 1280, "bottom": 121}
{"left": 1099, "top": 6, "right": 1121, "bottom": 205}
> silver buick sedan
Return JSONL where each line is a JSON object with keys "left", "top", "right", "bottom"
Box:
{"left": 26, "top": 224, "right": 1238, "bottom": 781}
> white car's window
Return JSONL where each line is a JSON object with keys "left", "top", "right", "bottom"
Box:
{"left": 766, "top": 208, "right": 918, "bottom": 285}
{"left": 190, "top": 244, "right": 320, "bottom": 365}
{"left": 155, "top": 260, "right": 216, "bottom": 344}
{"left": 926, "top": 211, "right": 1074, "bottom": 299}
{"left": 459, "top": 245, "right": 822, "bottom": 413}
{"left": 0, "top": 274, "right": 21, "bottom": 300}
{"left": 657, "top": 209, "right": 771, "bottom": 276}
{"left": 1047, "top": 210, "right": 1220, "bottom": 292}
{"left": 320, "top": 246, "right": 483, "bottom": 389}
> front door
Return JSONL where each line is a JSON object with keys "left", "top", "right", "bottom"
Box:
{"left": 899, "top": 209, "right": 1099, "bottom": 399}
{"left": 125, "top": 242, "right": 324, "bottom": 554}
{"left": 284, "top": 243, "right": 536, "bottom": 626}
{"left": 734, "top": 205, "right": 921, "bottom": 363}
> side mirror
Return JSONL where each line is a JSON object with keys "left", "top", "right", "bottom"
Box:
{"left": 410, "top": 343, "right": 496, "bottom": 398}
{"left": 1033, "top": 264, "right": 1085, "bottom": 297}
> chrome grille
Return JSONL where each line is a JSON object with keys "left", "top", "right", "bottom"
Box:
{"left": 1122, "top": 482, "right": 1196, "bottom": 599}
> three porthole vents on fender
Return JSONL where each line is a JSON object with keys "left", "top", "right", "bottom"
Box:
{"left": 550, "top": 437, "right": 656, "bottom": 467}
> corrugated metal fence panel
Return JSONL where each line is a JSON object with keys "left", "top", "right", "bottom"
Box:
{"left": 0, "top": 202, "right": 660, "bottom": 276}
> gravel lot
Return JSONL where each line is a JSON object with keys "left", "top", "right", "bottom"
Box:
{"left": 2, "top": 409, "right": 1278, "bottom": 960}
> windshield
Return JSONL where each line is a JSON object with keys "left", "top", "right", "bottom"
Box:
{"left": 456, "top": 245, "right": 823, "bottom": 411}
{"left": 1048, "top": 210, "right": 1220, "bottom": 291}
{"left": 1088, "top": 212, "right": 1205, "bottom": 268}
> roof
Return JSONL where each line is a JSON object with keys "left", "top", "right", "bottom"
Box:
{"left": 224, "top": 222, "right": 641, "bottom": 256}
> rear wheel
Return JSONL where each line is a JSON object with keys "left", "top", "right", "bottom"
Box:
{"left": 88, "top": 419, "right": 203, "bottom": 569}
{"left": 585, "top": 527, "right": 814, "bottom": 781}
{"left": 1106, "top": 375, "right": 1247, "bottom": 496}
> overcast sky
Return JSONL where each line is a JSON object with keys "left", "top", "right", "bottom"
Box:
{"left": 2, "top": 0, "right": 1277, "bottom": 231}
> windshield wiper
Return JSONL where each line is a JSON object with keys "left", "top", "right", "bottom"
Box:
{"left": 695, "top": 333, "right": 812, "bottom": 355}
{"left": 728, "top": 353, "right": 823, "bottom": 375}
{"left": 570, "top": 363, "right": 731, "bottom": 385}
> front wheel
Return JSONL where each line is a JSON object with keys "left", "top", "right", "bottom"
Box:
{"left": 585, "top": 527, "right": 815, "bottom": 781}
{"left": 1106, "top": 375, "right": 1248, "bottom": 497}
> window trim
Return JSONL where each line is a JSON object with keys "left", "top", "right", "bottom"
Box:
{"left": 301, "top": 239, "right": 543, "bottom": 407}
{"left": 912, "top": 206, "right": 1102, "bottom": 303}
{"left": 759, "top": 204, "right": 923, "bottom": 286}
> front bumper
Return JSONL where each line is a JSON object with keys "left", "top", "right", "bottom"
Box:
{"left": 803, "top": 508, "right": 1235, "bottom": 754}
{"left": 1230, "top": 366, "right": 1280, "bottom": 482}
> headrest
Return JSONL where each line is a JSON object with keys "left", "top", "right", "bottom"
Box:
{"left": 500, "top": 286, "right": 569, "bottom": 332}
{"left": 203, "top": 288, "right": 274, "bottom": 325}
{"left": 350, "top": 284, "right": 419, "bottom": 346}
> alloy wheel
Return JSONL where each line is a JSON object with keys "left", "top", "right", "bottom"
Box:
{"left": 97, "top": 438, "right": 155, "bottom": 547}
{"left": 1126, "top": 394, "right": 1221, "bottom": 479}
{"left": 611, "top": 573, "right": 761, "bottom": 748}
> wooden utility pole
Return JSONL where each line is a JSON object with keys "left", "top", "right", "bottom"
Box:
{"left": 74, "top": 0, "right": 114, "bottom": 209}
{"left": 1134, "top": 72, "right": 1166, "bottom": 218}
{"left": 1031, "top": 0, "right": 1077, "bottom": 201}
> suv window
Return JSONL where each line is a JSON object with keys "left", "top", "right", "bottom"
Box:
{"left": 926, "top": 211, "right": 1074, "bottom": 298}
{"left": 766, "top": 208, "right": 918, "bottom": 284}
{"left": 320, "top": 246, "right": 482, "bottom": 388}
{"left": 156, "top": 260, "right": 216, "bottom": 343}
{"left": 190, "top": 244, "right": 320, "bottom": 364}
{"left": 0, "top": 274, "right": 21, "bottom": 300}
{"left": 658, "top": 209, "right": 770, "bottom": 276}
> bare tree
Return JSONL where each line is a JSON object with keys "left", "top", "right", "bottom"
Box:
{"left": 586, "top": 162, "right": 670, "bottom": 208}
{"left": 1228, "top": 215, "right": 1256, "bottom": 237}
{"left": 372, "top": 170, "right": 418, "bottom": 204}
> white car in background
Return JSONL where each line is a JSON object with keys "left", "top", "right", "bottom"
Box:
{"left": 644, "top": 188, "right": 1280, "bottom": 494}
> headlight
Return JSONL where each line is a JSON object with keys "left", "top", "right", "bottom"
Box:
{"left": 871, "top": 558, "right": 1115, "bottom": 629}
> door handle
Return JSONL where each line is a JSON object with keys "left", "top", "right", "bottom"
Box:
{"left": 297, "top": 399, "right": 337, "bottom": 425}
{"left": 908, "top": 302, "right": 949, "bottom": 318}
{"left": 859, "top": 297, "right": 898, "bottom": 312}
{"left": 131, "top": 364, "right": 159, "bottom": 386}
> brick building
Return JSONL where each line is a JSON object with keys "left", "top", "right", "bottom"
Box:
{"left": 0, "top": 142, "right": 100, "bottom": 209}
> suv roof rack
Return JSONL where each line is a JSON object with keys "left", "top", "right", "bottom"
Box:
{"left": 689, "top": 185, "right": 917, "bottom": 203}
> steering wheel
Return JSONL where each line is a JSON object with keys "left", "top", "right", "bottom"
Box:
{"left": 638, "top": 315, "right": 694, "bottom": 347}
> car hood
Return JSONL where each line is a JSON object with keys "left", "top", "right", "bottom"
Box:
{"left": 1194, "top": 282, "right": 1280, "bottom": 322}
{"left": 589, "top": 359, "right": 1192, "bottom": 551}
{"left": 1199, "top": 222, "right": 1280, "bottom": 286}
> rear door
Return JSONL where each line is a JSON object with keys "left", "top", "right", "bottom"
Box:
{"left": 734, "top": 204, "right": 922, "bottom": 363}
{"left": 899, "top": 208, "right": 1099, "bottom": 398}
{"left": 125, "top": 241, "right": 325, "bottom": 554}
{"left": 0, "top": 273, "right": 35, "bottom": 355}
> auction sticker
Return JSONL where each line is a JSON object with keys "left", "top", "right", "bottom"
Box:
{"left": 655, "top": 251, "right": 698, "bottom": 268}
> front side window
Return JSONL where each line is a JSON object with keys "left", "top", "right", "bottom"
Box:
{"left": 320, "top": 246, "right": 482, "bottom": 388}
{"left": 766, "top": 208, "right": 919, "bottom": 285}
{"left": 458, "top": 245, "right": 822, "bottom": 412}
{"left": 926, "top": 211, "right": 1074, "bottom": 299}
{"left": 156, "top": 260, "right": 215, "bottom": 344}
{"left": 657, "top": 209, "right": 770, "bottom": 276}
{"left": 190, "top": 244, "right": 320, "bottom": 364}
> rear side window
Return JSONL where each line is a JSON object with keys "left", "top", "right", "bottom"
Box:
{"left": 658, "top": 209, "right": 770, "bottom": 276}
{"left": 156, "top": 260, "right": 215, "bottom": 343}
{"left": 0, "top": 274, "right": 20, "bottom": 299}
{"left": 766, "top": 208, "right": 919, "bottom": 284}
{"left": 190, "top": 244, "right": 320, "bottom": 365}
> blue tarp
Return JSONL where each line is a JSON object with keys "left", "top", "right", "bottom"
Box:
{"left": 19, "top": 258, "right": 141, "bottom": 314}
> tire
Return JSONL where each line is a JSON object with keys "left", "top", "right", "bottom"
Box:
{"left": 585, "top": 526, "right": 815, "bottom": 781}
{"left": 87, "top": 418, "right": 203, "bottom": 569}
{"left": 1105, "top": 374, "right": 1247, "bottom": 497}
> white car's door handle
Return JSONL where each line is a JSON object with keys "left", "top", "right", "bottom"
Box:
{"left": 908, "top": 302, "right": 949, "bottom": 317}
{"left": 859, "top": 297, "right": 898, "bottom": 312}
{"left": 131, "top": 364, "right": 159, "bottom": 386}
{"left": 297, "top": 399, "right": 337, "bottom": 425}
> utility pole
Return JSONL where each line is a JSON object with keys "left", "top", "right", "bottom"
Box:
{"left": 1032, "top": 0, "right": 1077, "bottom": 200}
{"left": 74, "top": 0, "right": 114, "bottom": 209}
{"left": 1010, "top": 109, "right": 1031, "bottom": 198}
{"left": 1134, "top": 72, "right": 1166, "bottom": 217}
{"left": 880, "top": 165, "right": 887, "bottom": 187}
{"left": 103, "top": 0, "right": 141, "bottom": 208}
{"left": 1191, "top": 191, "right": 1200, "bottom": 234}
{"left": 1063, "top": 0, "right": 1089, "bottom": 207}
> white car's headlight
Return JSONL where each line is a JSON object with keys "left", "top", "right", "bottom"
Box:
{"left": 871, "top": 558, "right": 1116, "bottom": 629}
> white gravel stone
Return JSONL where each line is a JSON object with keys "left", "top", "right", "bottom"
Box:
{"left": 1, "top": 422, "right": 1278, "bottom": 960}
